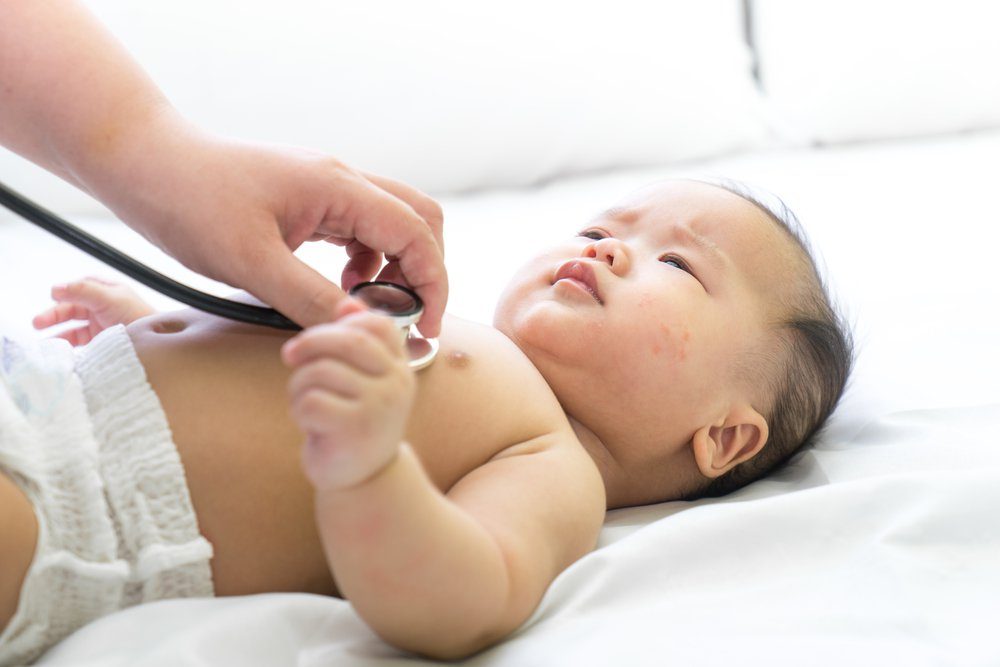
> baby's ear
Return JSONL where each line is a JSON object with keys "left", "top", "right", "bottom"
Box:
{"left": 691, "top": 405, "right": 769, "bottom": 479}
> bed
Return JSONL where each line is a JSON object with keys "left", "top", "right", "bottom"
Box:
{"left": 2, "top": 1, "right": 998, "bottom": 665}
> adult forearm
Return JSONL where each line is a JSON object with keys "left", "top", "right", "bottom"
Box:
{"left": 314, "top": 444, "right": 514, "bottom": 660}
{"left": 0, "top": 0, "right": 174, "bottom": 192}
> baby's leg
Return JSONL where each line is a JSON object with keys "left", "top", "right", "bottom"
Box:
{"left": 0, "top": 471, "right": 38, "bottom": 634}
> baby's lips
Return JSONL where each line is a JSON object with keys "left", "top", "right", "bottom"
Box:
{"left": 553, "top": 260, "right": 603, "bottom": 303}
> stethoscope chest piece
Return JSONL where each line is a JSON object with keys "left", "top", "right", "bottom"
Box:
{"left": 348, "top": 281, "right": 439, "bottom": 371}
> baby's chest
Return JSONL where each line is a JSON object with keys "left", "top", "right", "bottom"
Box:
{"left": 405, "top": 338, "right": 568, "bottom": 493}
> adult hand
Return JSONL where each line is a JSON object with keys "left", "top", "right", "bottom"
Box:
{"left": 1, "top": 1, "right": 447, "bottom": 333}
{"left": 94, "top": 117, "right": 446, "bottom": 335}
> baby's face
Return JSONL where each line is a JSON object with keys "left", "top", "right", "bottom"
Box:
{"left": 493, "top": 180, "right": 795, "bottom": 503}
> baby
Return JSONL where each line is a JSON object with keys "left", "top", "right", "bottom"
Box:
{"left": 0, "top": 179, "right": 852, "bottom": 663}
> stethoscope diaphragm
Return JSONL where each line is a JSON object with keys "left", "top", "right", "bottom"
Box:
{"left": 349, "top": 281, "right": 439, "bottom": 370}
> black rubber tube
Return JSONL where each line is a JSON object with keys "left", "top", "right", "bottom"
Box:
{"left": 0, "top": 181, "right": 301, "bottom": 330}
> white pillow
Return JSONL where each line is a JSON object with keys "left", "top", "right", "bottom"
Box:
{"left": 1, "top": 0, "right": 766, "bottom": 216}
{"left": 753, "top": 0, "right": 1000, "bottom": 145}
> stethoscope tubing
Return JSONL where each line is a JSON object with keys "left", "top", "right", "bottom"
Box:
{"left": 0, "top": 180, "right": 301, "bottom": 330}
{"left": 0, "top": 181, "right": 439, "bottom": 369}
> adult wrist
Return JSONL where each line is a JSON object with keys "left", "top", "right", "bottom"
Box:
{"left": 65, "top": 100, "right": 196, "bottom": 223}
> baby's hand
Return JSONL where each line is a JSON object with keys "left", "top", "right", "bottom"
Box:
{"left": 282, "top": 310, "right": 416, "bottom": 491}
{"left": 32, "top": 277, "right": 155, "bottom": 346}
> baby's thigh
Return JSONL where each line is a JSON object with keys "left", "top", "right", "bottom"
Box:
{"left": 0, "top": 471, "right": 38, "bottom": 634}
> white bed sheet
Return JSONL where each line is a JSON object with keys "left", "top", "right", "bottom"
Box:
{"left": 1, "top": 130, "right": 999, "bottom": 666}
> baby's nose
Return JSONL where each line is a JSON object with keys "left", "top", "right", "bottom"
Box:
{"left": 583, "top": 238, "right": 628, "bottom": 273}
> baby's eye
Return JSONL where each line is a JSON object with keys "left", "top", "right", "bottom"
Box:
{"left": 659, "top": 255, "right": 691, "bottom": 273}
{"left": 578, "top": 230, "right": 606, "bottom": 241}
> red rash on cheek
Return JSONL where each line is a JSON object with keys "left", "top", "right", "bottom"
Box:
{"left": 650, "top": 323, "right": 669, "bottom": 358}
{"left": 656, "top": 323, "right": 691, "bottom": 362}
{"left": 678, "top": 328, "right": 690, "bottom": 361}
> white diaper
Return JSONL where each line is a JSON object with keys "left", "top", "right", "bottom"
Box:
{"left": 0, "top": 325, "right": 214, "bottom": 666}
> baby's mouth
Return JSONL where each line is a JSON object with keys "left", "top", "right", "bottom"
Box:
{"left": 553, "top": 260, "right": 603, "bottom": 304}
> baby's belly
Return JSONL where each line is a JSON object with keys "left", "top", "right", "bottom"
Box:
{"left": 127, "top": 311, "right": 339, "bottom": 598}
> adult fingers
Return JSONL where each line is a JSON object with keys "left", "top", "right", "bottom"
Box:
{"left": 373, "top": 260, "right": 405, "bottom": 286}
{"left": 340, "top": 240, "right": 382, "bottom": 293}
{"left": 360, "top": 171, "right": 445, "bottom": 259}
{"left": 341, "top": 179, "right": 448, "bottom": 338}
{"left": 243, "top": 242, "right": 355, "bottom": 328}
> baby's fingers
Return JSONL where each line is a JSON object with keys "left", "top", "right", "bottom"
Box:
{"left": 282, "top": 314, "right": 402, "bottom": 372}
{"left": 288, "top": 358, "right": 364, "bottom": 403}
{"left": 32, "top": 302, "right": 91, "bottom": 330}
{"left": 54, "top": 325, "right": 97, "bottom": 347}
{"left": 51, "top": 278, "right": 112, "bottom": 308}
{"left": 290, "top": 388, "right": 354, "bottom": 435}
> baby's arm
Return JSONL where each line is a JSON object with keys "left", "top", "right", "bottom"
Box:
{"left": 283, "top": 314, "right": 606, "bottom": 660}
{"left": 33, "top": 277, "right": 155, "bottom": 346}
{"left": 318, "top": 439, "right": 602, "bottom": 659}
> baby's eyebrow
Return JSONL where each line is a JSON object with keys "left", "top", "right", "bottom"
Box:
{"left": 595, "top": 206, "right": 641, "bottom": 224}
{"left": 677, "top": 225, "right": 728, "bottom": 272}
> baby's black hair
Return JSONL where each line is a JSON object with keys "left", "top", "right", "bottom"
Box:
{"left": 687, "top": 179, "right": 854, "bottom": 499}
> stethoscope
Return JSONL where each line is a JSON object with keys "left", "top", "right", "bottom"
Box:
{"left": 0, "top": 181, "right": 438, "bottom": 370}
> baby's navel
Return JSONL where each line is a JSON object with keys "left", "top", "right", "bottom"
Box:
{"left": 446, "top": 350, "right": 471, "bottom": 369}
{"left": 151, "top": 319, "right": 187, "bottom": 335}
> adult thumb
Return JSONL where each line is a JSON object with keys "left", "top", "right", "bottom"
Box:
{"left": 249, "top": 247, "right": 352, "bottom": 328}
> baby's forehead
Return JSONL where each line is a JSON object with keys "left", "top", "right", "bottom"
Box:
{"left": 613, "top": 180, "right": 806, "bottom": 297}
{"left": 612, "top": 181, "right": 789, "bottom": 251}
{"left": 613, "top": 180, "right": 760, "bottom": 224}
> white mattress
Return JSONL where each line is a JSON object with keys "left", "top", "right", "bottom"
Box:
{"left": 2, "top": 130, "right": 999, "bottom": 666}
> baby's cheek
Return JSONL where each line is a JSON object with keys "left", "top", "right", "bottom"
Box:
{"left": 647, "top": 321, "right": 691, "bottom": 363}
{"left": 633, "top": 291, "right": 689, "bottom": 362}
